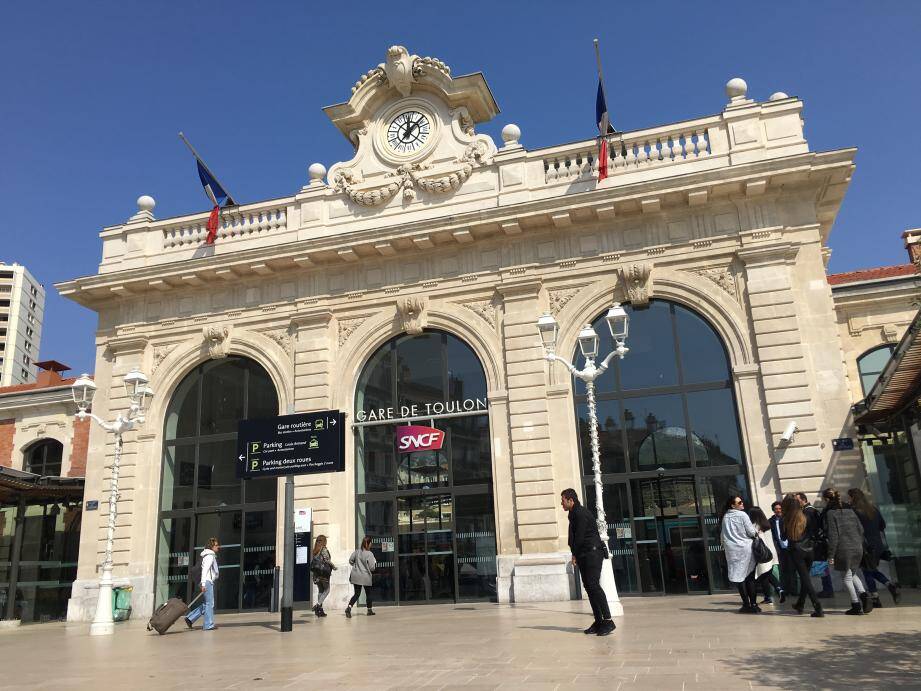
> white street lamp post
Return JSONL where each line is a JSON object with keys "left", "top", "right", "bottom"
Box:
{"left": 537, "top": 304, "right": 629, "bottom": 611}
{"left": 71, "top": 369, "right": 153, "bottom": 636}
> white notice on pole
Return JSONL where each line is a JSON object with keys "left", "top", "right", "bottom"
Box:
{"left": 294, "top": 507, "right": 312, "bottom": 534}
{"left": 295, "top": 546, "right": 310, "bottom": 564}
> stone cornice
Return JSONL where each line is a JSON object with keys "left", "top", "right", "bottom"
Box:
{"left": 56, "top": 148, "right": 855, "bottom": 310}
{"left": 290, "top": 309, "right": 334, "bottom": 330}
{"left": 496, "top": 277, "right": 541, "bottom": 301}
{"left": 737, "top": 243, "right": 799, "bottom": 266}
{"left": 0, "top": 386, "right": 74, "bottom": 412}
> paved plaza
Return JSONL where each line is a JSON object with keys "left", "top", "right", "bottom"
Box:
{"left": 1, "top": 593, "right": 920, "bottom": 690}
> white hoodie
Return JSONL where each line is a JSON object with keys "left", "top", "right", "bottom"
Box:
{"left": 200, "top": 548, "right": 220, "bottom": 587}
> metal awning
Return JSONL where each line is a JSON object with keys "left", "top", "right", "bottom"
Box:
{"left": 0, "top": 466, "right": 84, "bottom": 506}
{"left": 854, "top": 308, "right": 921, "bottom": 425}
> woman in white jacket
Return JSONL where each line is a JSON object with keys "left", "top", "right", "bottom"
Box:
{"left": 747, "top": 506, "right": 786, "bottom": 605}
{"left": 720, "top": 495, "right": 759, "bottom": 613}
{"left": 185, "top": 537, "right": 220, "bottom": 631}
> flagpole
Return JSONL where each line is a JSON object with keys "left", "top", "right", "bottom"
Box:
{"left": 593, "top": 39, "right": 610, "bottom": 110}
{"left": 178, "top": 132, "right": 239, "bottom": 206}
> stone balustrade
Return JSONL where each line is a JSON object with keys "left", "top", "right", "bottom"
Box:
{"left": 162, "top": 205, "right": 288, "bottom": 248}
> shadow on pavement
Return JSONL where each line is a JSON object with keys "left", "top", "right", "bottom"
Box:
{"left": 518, "top": 625, "right": 585, "bottom": 634}
{"left": 733, "top": 631, "right": 921, "bottom": 689}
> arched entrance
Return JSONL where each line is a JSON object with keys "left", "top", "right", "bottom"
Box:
{"left": 154, "top": 357, "right": 279, "bottom": 611}
{"left": 354, "top": 329, "right": 496, "bottom": 604}
{"left": 572, "top": 299, "right": 750, "bottom": 595}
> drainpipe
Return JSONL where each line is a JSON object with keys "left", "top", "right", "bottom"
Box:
{"left": 3, "top": 497, "right": 27, "bottom": 621}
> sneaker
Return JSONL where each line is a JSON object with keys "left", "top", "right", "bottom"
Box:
{"left": 345, "top": 606, "right": 352, "bottom": 619}
{"left": 595, "top": 620, "right": 616, "bottom": 636}
{"left": 888, "top": 583, "right": 902, "bottom": 605}
{"left": 584, "top": 622, "right": 600, "bottom": 635}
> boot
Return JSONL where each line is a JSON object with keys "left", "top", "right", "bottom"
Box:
{"left": 319, "top": 605, "right": 328, "bottom": 617}
{"left": 345, "top": 606, "right": 352, "bottom": 619}
{"left": 888, "top": 582, "right": 902, "bottom": 605}
{"left": 846, "top": 602, "right": 863, "bottom": 615}
{"left": 810, "top": 603, "right": 824, "bottom": 618}
{"left": 860, "top": 592, "right": 874, "bottom": 614}
{"left": 367, "top": 607, "right": 376, "bottom": 616}
{"left": 313, "top": 604, "right": 320, "bottom": 617}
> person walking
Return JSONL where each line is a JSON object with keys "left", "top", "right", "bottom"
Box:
{"left": 310, "top": 534, "right": 336, "bottom": 617}
{"left": 747, "top": 506, "right": 785, "bottom": 604}
{"left": 769, "top": 501, "right": 795, "bottom": 596}
{"left": 848, "top": 488, "right": 901, "bottom": 607}
{"left": 345, "top": 536, "right": 376, "bottom": 618}
{"left": 561, "top": 488, "right": 615, "bottom": 636}
{"left": 823, "top": 488, "right": 871, "bottom": 615}
{"left": 720, "top": 495, "right": 759, "bottom": 613}
{"left": 796, "top": 492, "right": 834, "bottom": 597}
{"left": 781, "top": 494, "right": 824, "bottom": 617}
{"left": 185, "top": 537, "right": 220, "bottom": 631}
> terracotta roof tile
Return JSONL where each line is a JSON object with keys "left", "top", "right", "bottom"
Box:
{"left": 827, "top": 263, "right": 918, "bottom": 286}
{"left": 0, "top": 375, "right": 88, "bottom": 395}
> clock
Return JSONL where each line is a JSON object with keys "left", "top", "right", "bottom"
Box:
{"left": 386, "top": 110, "right": 431, "bottom": 155}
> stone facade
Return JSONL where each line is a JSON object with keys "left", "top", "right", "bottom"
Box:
{"left": 57, "top": 47, "right": 861, "bottom": 619}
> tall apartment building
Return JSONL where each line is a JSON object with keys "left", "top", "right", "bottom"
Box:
{"left": 0, "top": 263, "right": 45, "bottom": 386}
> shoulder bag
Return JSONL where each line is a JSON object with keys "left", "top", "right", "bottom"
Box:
{"left": 752, "top": 535, "right": 773, "bottom": 564}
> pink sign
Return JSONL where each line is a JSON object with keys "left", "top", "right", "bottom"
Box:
{"left": 395, "top": 425, "right": 445, "bottom": 452}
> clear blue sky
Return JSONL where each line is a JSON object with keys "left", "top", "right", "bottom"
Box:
{"left": 2, "top": 2, "right": 919, "bottom": 376}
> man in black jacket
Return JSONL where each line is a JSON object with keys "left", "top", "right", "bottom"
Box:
{"left": 562, "top": 488, "right": 615, "bottom": 636}
{"left": 769, "top": 501, "right": 794, "bottom": 597}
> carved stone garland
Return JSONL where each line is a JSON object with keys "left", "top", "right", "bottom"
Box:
{"left": 152, "top": 343, "right": 179, "bottom": 374}
{"left": 338, "top": 317, "right": 368, "bottom": 348}
{"left": 694, "top": 266, "right": 741, "bottom": 303}
{"left": 333, "top": 140, "right": 490, "bottom": 208}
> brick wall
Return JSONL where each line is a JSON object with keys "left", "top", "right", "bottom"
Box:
{"left": 0, "top": 418, "right": 14, "bottom": 467}
{"left": 68, "top": 417, "right": 90, "bottom": 477}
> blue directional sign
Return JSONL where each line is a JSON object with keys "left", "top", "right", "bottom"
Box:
{"left": 237, "top": 411, "right": 345, "bottom": 479}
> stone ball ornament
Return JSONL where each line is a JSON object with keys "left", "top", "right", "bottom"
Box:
{"left": 308, "top": 162, "right": 328, "bottom": 184}
{"left": 501, "top": 123, "right": 521, "bottom": 146}
{"left": 769, "top": 92, "right": 789, "bottom": 101}
{"left": 136, "top": 195, "right": 156, "bottom": 212}
{"left": 725, "top": 77, "right": 748, "bottom": 100}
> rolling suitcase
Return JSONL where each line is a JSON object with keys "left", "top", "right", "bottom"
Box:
{"left": 147, "top": 592, "right": 203, "bottom": 635}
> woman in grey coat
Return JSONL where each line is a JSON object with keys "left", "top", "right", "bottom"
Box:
{"left": 345, "top": 535, "right": 377, "bottom": 618}
{"left": 720, "top": 495, "right": 759, "bottom": 613}
{"left": 823, "top": 488, "right": 870, "bottom": 615}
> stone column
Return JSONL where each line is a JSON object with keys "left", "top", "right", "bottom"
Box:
{"left": 739, "top": 244, "right": 824, "bottom": 496}
{"left": 496, "top": 278, "right": 572, "bottom": 603}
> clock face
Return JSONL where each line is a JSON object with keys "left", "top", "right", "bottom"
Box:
{"left": 386, "top": 110, "right": 431, "bottom": 155}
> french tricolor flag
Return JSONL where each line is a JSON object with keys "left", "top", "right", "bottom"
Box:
{"left": 596, "top": 81, "right": 611, "bottom": 181}
{"left": 197, "top": 160, "right": 232, "bottom": 245}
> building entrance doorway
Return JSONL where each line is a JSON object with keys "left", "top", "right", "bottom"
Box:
{"left": 154, "top": 357, "right": 280, "bottom": 613}
{"left": 354, "top": 330, "right": 497, "bottom": 605}
{"left": 574, "top": 300, "right": 752, "bottom": 595}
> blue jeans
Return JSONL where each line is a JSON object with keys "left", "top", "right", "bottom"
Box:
{"left": 862, "top": 568, "right": 890, "bottom": 593}
{"left": 187, "top": 581, "right": 215, "bottom": 630}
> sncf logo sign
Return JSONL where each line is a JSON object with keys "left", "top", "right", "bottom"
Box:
{"left": 395, "top": 425, "right": 445, "bottom": 452}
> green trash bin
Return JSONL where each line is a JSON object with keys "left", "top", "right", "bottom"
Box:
{"left": 113, "top": 586, "right": 133, "bottom": 622}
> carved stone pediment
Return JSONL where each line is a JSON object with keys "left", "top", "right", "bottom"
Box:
{"left": 619, "top": 263, "right": 653, "bottom": 308}
{"left": 324, "top": 46, "right": 498, "bottom": 211}
{"left": 203, "top": 325, "right": 231, "bottom": 359}
{"left": 396, "top": 296, "right": 428, "bottom": 335}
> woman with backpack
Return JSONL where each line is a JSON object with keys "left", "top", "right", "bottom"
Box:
{"left": 310, "top": 534, "right": 336, "bottom": 617}
{"left": 848, "top": 488, "right": 901, "bottom": 607}
{"left": 746, "top": 506, "right": 786, "bottom": 604}
{"left": 781, "top": 494, "right": 824, "bottom": 617}
{"left": 823, "top": 488, "right": 871, "bottom": 615}
{"left": 345, "top": 535, "right": 377, "bottom": 618}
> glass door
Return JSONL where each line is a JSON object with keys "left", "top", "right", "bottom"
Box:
{"left": 397, "top": 493, "right": 455, "bottom": 602}
{"left": 630, "top": 475, "right": 708, "bottom": 594}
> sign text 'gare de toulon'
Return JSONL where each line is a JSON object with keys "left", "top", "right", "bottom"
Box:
{"left": 355, "top": 397, "right": 488, "bottom": 423}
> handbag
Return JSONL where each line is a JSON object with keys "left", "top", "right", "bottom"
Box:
{"left": 810, "top": 560, "right": 829, "bottom": 577}
{"left": 752, "top": 535, "right": 773, "bottom": 564}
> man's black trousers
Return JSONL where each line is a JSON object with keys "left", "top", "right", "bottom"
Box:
{"left": 576, "top": 549, "right": 611, "bottom": 623}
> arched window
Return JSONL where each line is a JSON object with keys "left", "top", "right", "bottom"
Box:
{"left": 354, "top": 329, "right": 496, "bottom": 604}
{"left": 858, "top": 345, "right": 896, "bottom": 397}
{"left": 26, "top": 439, "right": 63, "bottom": 476}
{"left": 572, "top": 299, "right": 749, "bottom": 596}
{"left": 155, "top": 357, "right": 279, "bottom": 612}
